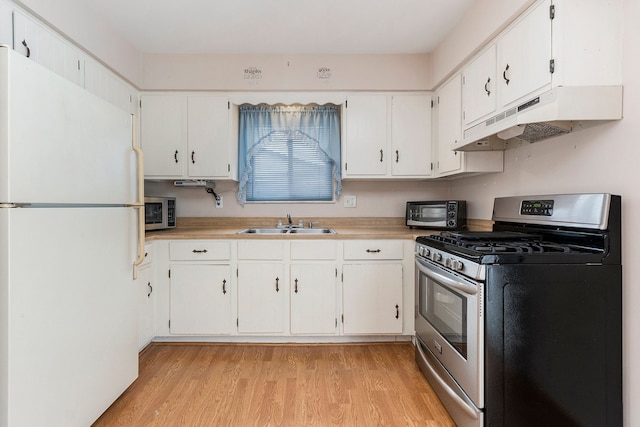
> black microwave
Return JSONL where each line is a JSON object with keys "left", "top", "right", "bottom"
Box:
{"left": 144, "top": 197, "right": 176, "bottom": 230}
{"left": 406, "top": 200, "right": 467, "bottom": 230}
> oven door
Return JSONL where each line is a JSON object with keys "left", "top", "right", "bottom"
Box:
{"left": 415, "top": 256, "right": 484, "bottom": 413}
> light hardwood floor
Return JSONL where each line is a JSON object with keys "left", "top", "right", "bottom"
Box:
{"left": 92, "top": 342, "right": 455, "bottom": 427}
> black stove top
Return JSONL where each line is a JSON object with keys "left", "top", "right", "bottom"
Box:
{"left": 416, "top": 230, "right": 606, "bottom": 264}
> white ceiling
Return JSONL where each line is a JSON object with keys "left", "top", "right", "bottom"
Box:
{"left": 80, "top": 0, "right": 475, "bottom": 55}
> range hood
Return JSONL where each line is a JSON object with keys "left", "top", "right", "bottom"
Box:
{"left": 457, "top": 85, "right": 623, "bottom": 151}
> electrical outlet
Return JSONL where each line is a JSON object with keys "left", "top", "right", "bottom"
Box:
{"left": 215, "top": 195, "right": 223, "bottom": 208}
{"left": 343, "top": 195, "right": 357, "bottom": 208}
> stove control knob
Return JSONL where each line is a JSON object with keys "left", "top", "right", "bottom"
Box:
{"left": 432, "top": 252, "right": 442, "bottom": 262}
{"left": 452, "top": 260, "right": 464, "bottom": 271}
{"left": 423, "top": 248, "right": 431, "bottom": 257}
{"left": 444, "top": 258, "right": 451, "bottom": 268}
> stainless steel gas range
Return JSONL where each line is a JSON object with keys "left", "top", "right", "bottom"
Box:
{"left": 414, "top": 193, "right": 622, "bottom": 427}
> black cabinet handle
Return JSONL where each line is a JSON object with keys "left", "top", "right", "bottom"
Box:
{"left": 503, "top": 64, "right": 510, "bottom": 85}
{"left": 21, "top": 40, "right": 30, "bottom": 58}
{"left": 174, "top": 150, "right": 179, "bottom": 163}
{"left": 395, "top": 150, "right": 399, "bottom": 163}
{"left": 191, "top": 151, "right": 195, "bottom": 164}
{"left": 484, "top": 77, "right": 491, "bottom": 96}
{"left": 192, "top": 249, "right": 208, "bottom": 253}
{"left": 222, "top": 279, "right": 227, "bottom": 295}
{"left": 275, "top": 277, "right": 280, "bottom": 292}
{"left": 147, "top": 282, "right": 152, "bottom": 298}
{"left": 395, "top": 304, "right": 399, "bottom": 319}
{"left": 380, "top": 149, "right": 384, "bottom": 163}
{"left": 366, "top": 249, "right": 381, "bottom": 253}
{"left": 294, "top": 278, "right": 298, "bottom": 293}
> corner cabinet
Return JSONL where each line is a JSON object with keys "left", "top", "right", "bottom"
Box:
{"left": 140, "top": 93, "right": 238, "bottom": 180}
{"left": 433, "top": 74, "right": 503, "bottom": 178}
{"left": 343, "top": 94, "right": 432, "bottom": 179}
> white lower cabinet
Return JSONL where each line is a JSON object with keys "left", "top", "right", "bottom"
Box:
{"left": 342, "top": 240, "right": 404, "bottom": 334}
{"left": 167, "top": 241, "right": 232, "bottom": 335}
{"left": 137, "top": 262, "right": 155, "bottom": 350}
{"left": 156, "top": 238, "right": 410, "bottom": 339}
{"left": 237, "top": 262, "right": 286, "bottom": 334}
{"left": 169, "top": 263, "right": 232, "bottom": 335}
{"left": 290, "top": 263, "right": 337, "bottom": 334}
{"left": 342, "top": 263, "right": 403, "bottom": 334}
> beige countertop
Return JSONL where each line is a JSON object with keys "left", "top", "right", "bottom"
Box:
{"left": 145, "top": 217, "right": 493, "bottom": 241}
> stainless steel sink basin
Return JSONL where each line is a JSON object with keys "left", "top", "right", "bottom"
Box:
{"left": 288, "top": 228, "right": 336, "bottom": 234}
{"left": 237, "top": 227, "right": 336, "bottom": 235}
{"left": 237, "top": 228, "right": 288, "bottom": 234}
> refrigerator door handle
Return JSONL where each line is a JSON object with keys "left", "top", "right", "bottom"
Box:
{"left": 132, "top": 117, "right": 146, "bottom": 279}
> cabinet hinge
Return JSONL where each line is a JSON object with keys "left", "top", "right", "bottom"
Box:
{"left": 228, "top": 101, "right": 230, "bottom": 109}
{"left": 430, "top": 162, "right": 433, "bottom": 171}
{"left": 549, "top": 59, "right": 555, "bottom": 74}
{"left": 140, "top": 99, "right": 142, "bottom": 108}
{"left": 549, "top": 4, "right": 555, "bottom": 19}
{"left": 228, "top": 164, "right": 231, "bottom": 172}
{"left": 237, "top": 318, "right": 239, "bottom": 327}
{"left": 462, "top": 75, "right": 465, "bottom": 85}
{"left": 236, "top": 268, "right": 238, "bottom": 277}
{"left": 335, "top": 268, "right": 338, "bottom": 277}
{"left": 341, "top": 314, "right": 344, "bottom": 323}
{"left": 335, "top": 318, "right": 338, "bottom": 328}
{"left": 77, "top": 60, "right": 80, "bottom": 71}
{"left": 430, "top": 99, "right": 434, "bottom": 108}
{"left": 341, "top": 272, "right": 344, "bottom": 282}
{"left": 345, "top": 100, "right": 348, "bottom": 108}
{"left": 168, "top": 320, "right": 171, "bottom": 328}
{"left": 437, "top": 96, "right": 440, "bottom": 105}
{"left": 168, "top": 269, "right": 171, "bottom": 278}
{"left": 344, "top": 163, "right": 348, "bottom": 171}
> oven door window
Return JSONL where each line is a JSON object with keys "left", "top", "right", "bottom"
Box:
{"left": 420, "top": 273, "right": 468, "bottom": 359}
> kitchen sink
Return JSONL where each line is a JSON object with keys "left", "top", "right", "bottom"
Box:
{"left": 237, "top": 228, "right": 336, "bottom": 235}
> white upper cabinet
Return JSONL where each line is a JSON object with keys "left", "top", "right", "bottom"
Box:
{"left": 12, "top": 10, "right": 84, "bottom": 87}
{"left": 434, "top": 74, "right": 504, "bottom": 178}
{"left": 141, "top": 93, "right": 236, "bottom": 180}
{"left": 391, "top": 95, "right": 432, "bottom": 176}
{"left": 496, "top": 0, "right": 552, "bottom": 108}
{"left": 344, "top": 94, "right": 388, "bottom": 176}
{"left": 462, "top": 45, "right": 497, "bottom": 126}
{"left": 344, "top": 94, "right": 432, "bottom": 179}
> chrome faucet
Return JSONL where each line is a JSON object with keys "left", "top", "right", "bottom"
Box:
{"left": 287, "top": 213, "right": 292, "bottom": 227}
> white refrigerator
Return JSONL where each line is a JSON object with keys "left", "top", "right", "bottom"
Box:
{"left": 0, "top": 47, "right": 144, "bottom": 426}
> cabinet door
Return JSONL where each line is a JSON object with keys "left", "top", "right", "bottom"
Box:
{"left": 391, "top": 95, "right": 432, "bottom": 177}
{"left": 342, "top": 263, "right": 403, "bottom": 334}
{"left": 497, "top": 0, "right": 552, "bottom": 107}
{"left": 462, "top": 45, "right": 496, "bottom": 125}
{"left": 435, "top": 75, "right": 463, "bottom": 175}
{"left": 187, "top": 96, "right": 230, "bottom": 178}
{"left": 237, "top": 263, "right": 286, "bottom": 334}
{"left": 344, "top": 95, "right": 388, "bottom": 176}
{"left": 12, "top": 10, "right": 84, "bottom": 87}
{"left": 141, "top": 95, "right": 186, "bottom": 177}
{"left": 170, "top": 264, "right": 232, "bottom": 335}
{"left": 138, "top": 264, "right": 155, "bottom": 350}
{"left": 290, "top": 263, "right": 337, "bottom": 335}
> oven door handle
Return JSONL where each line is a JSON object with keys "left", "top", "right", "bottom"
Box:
{"left": 416, "top": 259, "right": 478, "bottom": 296}
{"left": 416, "top": 341, "right": 480, "bottom": 420}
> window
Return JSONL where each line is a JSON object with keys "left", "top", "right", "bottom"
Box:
{"left": 237, "top": 105, "right": 342, "bottom": 204}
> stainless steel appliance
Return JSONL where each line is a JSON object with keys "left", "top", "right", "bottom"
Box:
{"left": 415, "top": 193, "right": 622, "bottom": 427}
{"left": 406, "top": 200, "right": 466, "bottom": 230}
{"left": 144, "top": 196, "right": 176, "bottom": 230}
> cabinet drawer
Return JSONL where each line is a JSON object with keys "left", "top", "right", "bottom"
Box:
{"left": 290, "top": 241, "right": 337, "bottom": 260}
{"left": 170, "top": 241, "right": 231, "bottom": 260}
{"left": 237, "top": 240, "right": 285, "bottom": 260}
{"left": 343, "top": 240, "right": 404, "bottom": 260}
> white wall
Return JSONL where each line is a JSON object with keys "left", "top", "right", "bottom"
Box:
{"left": 146, "top": 179, "right": 451, "bottom": 219}
{"left": 443, "top": 1, "right": 639, "bottom": 425}
{"left": 140, "top": 53, "right": 430, "bottom": 91}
